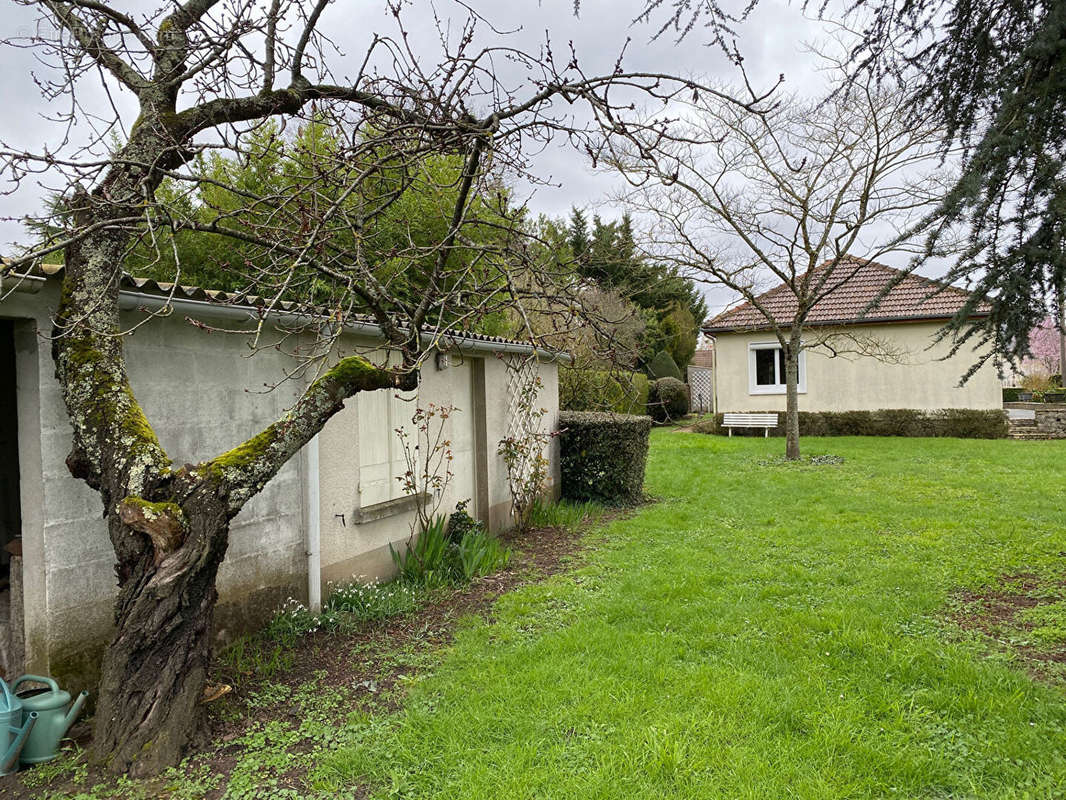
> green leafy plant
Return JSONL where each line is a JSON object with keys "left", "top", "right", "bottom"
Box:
{"left": 527, "top": 498, "right": 605, "bottom": 531}
{"left": 324, "top": 579, "right": 423, "bottom": 621}
{"left": 447, "top": 499, "right": 484, "bottom": 542}
{"left": 390, "top": 516, "right": 454, "bottom": 588}
{"left": 455, "top": 530, "right": 511, "bottom": 580}
{"left": 391, "top": 512, "right": 511, "bottom": 586}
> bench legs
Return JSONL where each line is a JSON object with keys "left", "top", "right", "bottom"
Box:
{"left": 728, "top": 428, "right": 733, "bottom": 438}
{"left": 764, "top": 428, "right": 768, "bottom": 438}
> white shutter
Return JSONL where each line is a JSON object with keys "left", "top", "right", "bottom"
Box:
{"left": 357, "top": 386, "right": 419, "bottom": 508}
{"left": 357, "top": 389, "right": 393, "bottom": 507}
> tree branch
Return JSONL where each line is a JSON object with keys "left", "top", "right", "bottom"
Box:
{"left": 196, "top": 356, "right": 417, "bottom": 514}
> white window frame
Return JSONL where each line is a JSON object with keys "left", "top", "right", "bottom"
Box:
{"left": 748, "top": 341, "right": 806, "bottom": 396}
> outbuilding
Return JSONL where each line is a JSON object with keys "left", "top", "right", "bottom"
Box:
{"left": 0, "top": 265, "right": 561, "bottom": 690}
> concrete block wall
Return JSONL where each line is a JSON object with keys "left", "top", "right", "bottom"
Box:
{"left": 1, "top": 282, "right": 561, "bottom": 692}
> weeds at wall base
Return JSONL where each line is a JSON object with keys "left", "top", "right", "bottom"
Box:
{"left": 7, "top": 500, "right": 602, "bottom": 800}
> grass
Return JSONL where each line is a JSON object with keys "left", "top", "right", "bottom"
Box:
{"left": 24, "top": 434, "right": 1066, "bottom": 799}
{"left": 307, "top": 433, "right": 1066, "bottom": 798}
{"left": 527, "top": 497, "right": 605, "bottom": 531}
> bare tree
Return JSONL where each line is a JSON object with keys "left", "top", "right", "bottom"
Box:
{"left": 603, "top": 62, "right": 949, "bottom": 458}
{"left": 0, "top": 0, "right": 768, "bottom": 775}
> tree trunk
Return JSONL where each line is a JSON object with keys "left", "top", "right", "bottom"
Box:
{"left": 784, "top": 333, "right": 801, "bottom": 460}
{"left": 44, "top": 86, "right": 421, "bottom": 775}
{"left": 92, "top": 485, "right": 230, "bottom": 776}
{"left": 1058, "top": 282, "right": 1065, "bottom": 386}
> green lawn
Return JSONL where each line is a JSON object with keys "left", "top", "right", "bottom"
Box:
{"left": 309, "top": 433, "right": 1066, "bottom": 799}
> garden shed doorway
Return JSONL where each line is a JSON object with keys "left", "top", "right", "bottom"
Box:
{"left": 0, "top": 320, "right": 20, "bottom": 675}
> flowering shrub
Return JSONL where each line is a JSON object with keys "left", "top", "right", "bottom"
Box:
{"left": 498, "top": 366, "right": 552, "bottom": 530}
{"left": 395, "top": 403, "right": 457, "bottom": 533}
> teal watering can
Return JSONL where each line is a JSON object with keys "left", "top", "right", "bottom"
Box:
{"left": 0, "top": 678, "right": 36, "bottom": 775}
{"left": 12, "top": 675, "right": 87, "bottom": 766}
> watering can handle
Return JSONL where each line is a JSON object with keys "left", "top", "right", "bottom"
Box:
{"left": 11, "top": 675, "right": 58, "bottom": 694}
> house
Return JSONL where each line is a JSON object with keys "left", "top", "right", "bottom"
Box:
{"left": 702, "top": 259, "right": 1001, "bottom": 414}
{"left": 0, "top": 265, "right": 561, "bottom": 690}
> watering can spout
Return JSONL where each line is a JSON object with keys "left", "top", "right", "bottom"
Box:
{"left": 1, "top": 712, "right": 36, "bottom": 775}
{"left": 61, "top": 691, "right": 88, "bottom": 736}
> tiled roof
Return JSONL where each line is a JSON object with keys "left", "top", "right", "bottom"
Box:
{"left": 702, "top": 257, "right": 988, "bottom": 333}
{"left": 2, "top": 262, "right": 556, "bottom": 354}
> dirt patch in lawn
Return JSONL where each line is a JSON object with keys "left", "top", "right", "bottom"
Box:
{"left": 950, "top": 569, "right": 1066, "bottom": 682}
{"left": 3, "top": 518, "right": 608, "bottom": 800}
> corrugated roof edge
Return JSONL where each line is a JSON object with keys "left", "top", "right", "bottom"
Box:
{"left": 1, "top": 263, "right": 571, "bottom": 362}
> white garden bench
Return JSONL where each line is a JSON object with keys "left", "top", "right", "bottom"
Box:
{"left": 722, "top": 412, "right": 779, "bottom": 438}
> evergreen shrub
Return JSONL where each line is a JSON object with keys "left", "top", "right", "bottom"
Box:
{"left": 702, "top": 408, "right": 1008, "bottom": 439}
{"left": 560, "top": 367, "right": 650, "bottom": 415}
{"left": 648, "top": 377, "right": 690, "bottom": 422}
{"left": 559, "top": 411, "right": 652, "bottom": 505}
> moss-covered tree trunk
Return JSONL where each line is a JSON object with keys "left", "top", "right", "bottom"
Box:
{"left": 53, "top": 191, "right": 416, "bottom": 773}
{"left": 92, "top": 486, "right": 229, "bottom": 775}
{"left": 37, "top": 7, "right": 430, "bottom": 772}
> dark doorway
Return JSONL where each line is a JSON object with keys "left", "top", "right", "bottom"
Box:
{"left": 0, "top": 320, "right": 18, "bottom": 582}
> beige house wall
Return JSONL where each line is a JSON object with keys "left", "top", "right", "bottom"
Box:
{"left": 712, "top": 320, "right": 1002, "bottom": 413}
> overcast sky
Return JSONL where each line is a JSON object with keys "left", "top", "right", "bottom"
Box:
{"left": 0, "top": 1, "right": 853, "bottom": 314}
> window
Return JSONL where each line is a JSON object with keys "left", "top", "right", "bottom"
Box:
{"left": 748, "top": 342, "right": 805, "bottom": 395}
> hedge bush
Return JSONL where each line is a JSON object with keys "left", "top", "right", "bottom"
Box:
{"left": 701, "top": 408, "right": 1008, "bottom": 439}
{"left": 648, "top": 377, "right": 690, "bottom": 423}
{"left": 559, "top": 411, "right": 652, "bottom": 505}
{"left": 646, "top": 349, "right": 683, "bottom": 380}
{"left": 1002, "top": 387, "right": 1022, "bottom": 403}
{"left": 560, "top": 367, "right": 650, "bottom": 415}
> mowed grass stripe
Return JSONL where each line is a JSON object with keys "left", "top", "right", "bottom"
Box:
{"left": 311, "top": 433, "right": 1066, "bottom": 799}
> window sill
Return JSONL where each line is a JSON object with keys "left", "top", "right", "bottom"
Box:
{"left": 749, "top": 387, "right": 806, "bottom": 396}
{"left": 351, "top": 492, "right": 429, "bottom": 524}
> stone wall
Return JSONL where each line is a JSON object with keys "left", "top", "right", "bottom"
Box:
{"left": 1005, "top": 402, "right": 1066, "bottom": 438}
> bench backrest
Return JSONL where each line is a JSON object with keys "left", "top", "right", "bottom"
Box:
{"left": 722, "top": 413, "right": 779, "bottom": 426}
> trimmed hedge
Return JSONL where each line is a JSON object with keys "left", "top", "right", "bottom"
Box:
{"left": 1002, "top": 387, "right": 1022, "bottom": 403}
{"left": 559, "top": 411, "right": 652, "bottom": 505}
{"left": 560, "top": 367, "right": 650, "bottom": 415}
{"left": 699, "top": 408, "right": 1008, "bottom": 439}
{"left": 646, "top": 350, "right": 683, "bottom": 380}
{"left": 648, "top": 377, "right": 690, "bottom": 423}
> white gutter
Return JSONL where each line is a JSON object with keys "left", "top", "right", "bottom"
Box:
{"left": 117, "top": 290, "right": 571, "bottom": 362}
{"left": 303, "top": 434, "right": 322, "bottom": 613}
{"left": 709, "top": 335, "right": 719, "bottom": 418}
